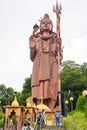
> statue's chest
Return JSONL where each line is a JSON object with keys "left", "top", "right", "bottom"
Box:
{"left": 36, "top": 39, "right": 52, "bottom": 53}
{"left": 42, "top": 40, "right": 50, "bottom": 53}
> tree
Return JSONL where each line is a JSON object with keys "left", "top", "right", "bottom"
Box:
{"left": 60, "top": 60, "right": 87, "bottom": 111}
{"left": 61, "top": 60, "right": 80, "bottom": 72}
{"left": 22, "top": 77, "right": 31, "bottom": 94}
{"left": 81, "top": 62, "right": 87, "bottom": 75}
{"left": 6, "top": 87, "right": 14, "bottom": 105}
{"left": 61, "top": 60, "right": 82, "bottom": 91}
{"left": 18, "top": 76, "right": 32, "bottom": 106}
{"left": 0, "top": 84, "right": 15, "bottom": 106}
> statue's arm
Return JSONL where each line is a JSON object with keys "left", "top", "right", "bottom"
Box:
{"left": 29, "top": 35, "right": 36, "bottom": 62}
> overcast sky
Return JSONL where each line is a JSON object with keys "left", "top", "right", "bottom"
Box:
{"left": 0, "top": 0, "right": 87, "bottom": 92}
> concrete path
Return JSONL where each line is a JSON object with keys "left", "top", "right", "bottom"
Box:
{"left": 0, "top": 126, "right": 66, "bottom": 130}
{"left": 42, "top": 126, "right": 66, "bottom": 130}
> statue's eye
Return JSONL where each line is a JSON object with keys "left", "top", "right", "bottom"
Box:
{"left": 47, "top": 22, "right": 50, "bottom": 24}
{"left": 42, "top": 22, "right": 45, "bottom": 24}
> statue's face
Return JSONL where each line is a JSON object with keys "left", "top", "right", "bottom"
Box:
{"left": 40, "top": 19, "right": 52, "bottom": 32}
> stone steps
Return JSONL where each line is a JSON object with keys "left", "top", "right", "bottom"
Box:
{"left": 42, "top": 126, "right": 65, "bottom": 130}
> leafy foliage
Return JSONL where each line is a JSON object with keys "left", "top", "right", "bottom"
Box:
{"left": 75, "top": 95, "right": 86, "bottom": 112}
{"left": 62, "top": 94, "right": 87, "bottom": 130}
{"left": 61, "top": 60, "right": 87, "bottom": 112}
{"left": 62, "top": 111, "right": 87, "bottom": 130}
{"left": 0, "top": 84, "right": 15, "bottom": 106}
{"left": 0, "top": 109, "right": 4, "bottom": 128}
{"left": 22, "top": 77, "right": 31, "bottom": 94}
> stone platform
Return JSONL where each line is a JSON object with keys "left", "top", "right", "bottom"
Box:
{"left": 42, "top": 126, "right": 66, "bottom": 130}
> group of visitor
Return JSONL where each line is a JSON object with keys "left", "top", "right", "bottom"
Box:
{"left": 9, "top": 109, "right": 60, "bottom": 130}
{"left": 34, "top": 109, "right": 45, "bottom": 130}
{"left": 21, "top": 109, "right": 45, "bottom": 130}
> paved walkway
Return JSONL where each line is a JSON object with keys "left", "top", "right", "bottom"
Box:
{"left": 42, "top": 126, "right": 66, "bottom": 130}
{"left": 0, "top": 126, "right": 65, "bottom": 130}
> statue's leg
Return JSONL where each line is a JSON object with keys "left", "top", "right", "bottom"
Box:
{"left": 43, "top": 99, "right": 48, "bottom": 106}
{"left": 47, "top": 99, "right": 55, "bottom": 111}
{"left": 36, "top": 99, "right": 41, "bottom": 105}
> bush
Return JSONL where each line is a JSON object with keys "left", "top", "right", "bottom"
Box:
{"left": 0, "top": 118, "right": 4, "bottom": 128}
{"left": 0, "top": 114, "right": 3, "bottom": 120}
{"left": 0, "top": 112, "right": 4, "bottom": 128}
{"left": 75, "top": 95, "right": 86, "bottom": 112}
{"left": 62, "top": 95, "right": 87, "bottom": 130}
{"left": 11, "top": 115, "right": 17, "bottom": 124}
{"left": 62, "top": 111, "right": 87, "bottom": 130}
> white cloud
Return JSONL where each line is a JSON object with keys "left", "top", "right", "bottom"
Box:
{"left": 63, "top": 34, "right": 87, "bottom": 64}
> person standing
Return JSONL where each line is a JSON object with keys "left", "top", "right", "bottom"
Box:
{"left": 55, "top": 111, "right": 60, "bottom": 126}
{"left": 40, "top": 109, "right": 45, "bottom": 128}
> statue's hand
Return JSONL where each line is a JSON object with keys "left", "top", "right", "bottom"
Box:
{"left": 29, "top": 35, "right": 36, "bottom": 49}
{"left": 57, "top": 38, "right": 62, "bottom": 44}
{"left": 32, "top": 24, "right": 39, "bottom": 35}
